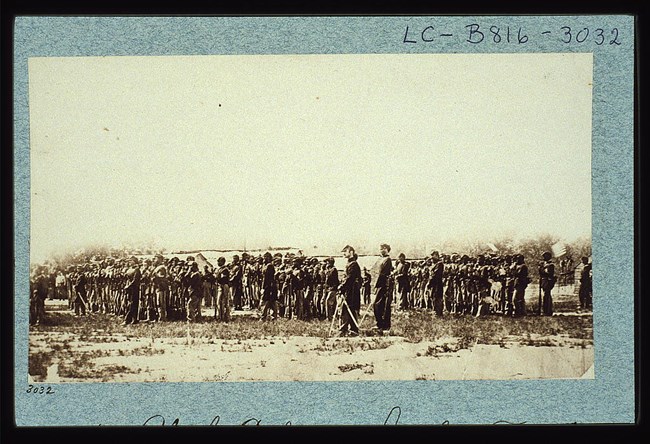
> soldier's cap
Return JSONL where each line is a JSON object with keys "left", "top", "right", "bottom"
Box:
{"left": 186, "top": 255, "right": 195, "bottom": 262}
{"left": 170, "top": 256, "right": 179, "bottom": 263}
{"left": 327, "top": 257, "right": 335, "bottom": 264}
{"left": 217, "top": 256, "right": 226, "bottom": 265}
{"left": 380, "top": 243, "right": 391, "bottom": 252}
{"left": 232, "top": 255, "right": 240, "bottom": 261}
{"left": 341, "top": 245, "right": 354, "bottom": 252}
{"left": 543, "top": 251, "right": 552, "bottom": 259}
{"left": 398, "top": 253, "right": 406, "bottom": 259}
{"left": 154, "top": 254, "right": 164, "bottom": 260}
{"left": 191, "top": 262, "right": 199, "bottom": 269}
{"left": 430, "top": 250, "right": 440, "bottom": 257}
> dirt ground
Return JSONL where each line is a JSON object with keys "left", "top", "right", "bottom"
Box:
{"left": 29, "top": 288, "right": 593, "bottom": 383}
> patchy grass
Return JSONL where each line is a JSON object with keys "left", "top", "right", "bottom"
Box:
{"left": 313, "top": 337, "right": 393, "bottom": 354}
{"left": 415, "top": 374, "right": 436, "bottom": 381}
{"left": 338, "top": 363, "right": 374, "bottom": 373}
{"left": 28, "top": 351, "right": 54, "bottom": 379}
{"left": 29, "top": 297, "right": 593, "bottom": 381}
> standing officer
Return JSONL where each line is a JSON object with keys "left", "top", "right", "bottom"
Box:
{"left": 30, "top": 266, "right": 49, "bottom": 325}
{"left": 215, "top": 257, "right": 231, "bottom": 322}
{"left": 513, "top": 254, "right": 529, "bottom": 317}
{"left": 539, "top": 251, "right": 556, "bottom": 316}
{"left": 374, "top": 244, "right": 393, "bottom": 332}
{"left": 230, "top": 255, "right": 244, "bottom": 311}
{"left": 428, "top": 251, "right": 445, "bottom": 317}
{"left": 361, "top": 267, "right": 372, "bottom": 305}
{"left": 395, "top": 253, "right": 411, "bottom": 310}
{"left": 338, "top": 245, "right": 362, "bottom": 336}
{"left": 152, "top": 254, "right": 169, "bottom": 322}
{"left": 186, "top": 261, "right": 203, "bottom": 322}
{"left": 123, "top": 256, "right": 142, "bottom": 325}
{"left": 578, "top": 256, "right": 592, "bottom": 310}
{"left": 260, "top": 252, "right": 278, "bottom": 321}
{"left": 324, "top": 257, "right": 339, "bottom": 320}
{"left": 202, "top": 265, "right": 215, "bottom": 309}
{"left": 73, "top": 265, "right": 88, "bottom": 316}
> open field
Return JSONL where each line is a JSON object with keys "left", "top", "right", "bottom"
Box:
{"left": 29, "top": 287, "right": 593, "bottom": 382}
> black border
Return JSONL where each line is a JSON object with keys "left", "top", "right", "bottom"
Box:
{"left": 2, "top": 0, "right": 645, "bottom": 441}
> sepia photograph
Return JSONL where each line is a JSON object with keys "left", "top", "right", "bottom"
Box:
{"left": 27, "top": 53, "right": 594, "bottom": 383}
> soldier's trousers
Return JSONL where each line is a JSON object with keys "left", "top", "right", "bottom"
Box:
{"left": 340, "top": 301, "right": 359, "bottom": 334}
{"left": 373, "top": 287, "right": 392, "bottom": 330}
{"left": 124, "top": 290, "right": 139, "bottom": 324}
{"left": 232, "top": 284, "right": 243, "bottom": 310}
{"left": 431, "top": 284, "right": 444, "bottom": 316}
{"left": 261, "top": 288, "right": 278, "bottom": 320}
{"left": 315, "top": 285, "right": 324, "bottom": 315}
{"left": 324, "top": 289, "right": 337, "bottom": 320}
{"left": 303, "top": 288, "right": 313, "bottom": 319}
{"left": 203, "top": 283, "right": 213, "bottom": 307}
{"left": 186, "top": 291, "right": 201, "bottom": 322}
{"left": 30, "top": 294, "right": 46, "bottom": 325}
{"left": 362, "top": 286, "right": 371, "bottom": 305}
{"left": 155, "top": 288, "right": 168, "bottom": 321}
{"left": 215, "top": 284, "right": 230, "bottom": 322}
{"left": 261, "top": 300, "right": 278, "bottom": 320}
{"left": 397, "top": 283, "right": 409, "bottom": 309}
{"left": 74, "top": 292, "right": 87, "bottom": 315}
{"left": 505, "top": 287, "right": 514, "bottom": 316}
{"left": 513, "top": 286, "right": 526, "bottom": 316}
{"left": 579, "top": 283, "right": 592, "bottom": 309}
{"left": 542, "top": 289, "right": 553, "bottom": 316}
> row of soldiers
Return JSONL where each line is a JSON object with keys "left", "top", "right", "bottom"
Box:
{"left": 29, "top": 247, "right": 592, "bottom": 329}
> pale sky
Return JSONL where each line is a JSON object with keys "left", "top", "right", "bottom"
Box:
{"left": 28, "top": 53, "right": 592, "bottom": 263}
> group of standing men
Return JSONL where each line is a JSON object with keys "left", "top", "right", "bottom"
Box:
{"left": 29, "top": 246, "right": 593, "bottom": 331}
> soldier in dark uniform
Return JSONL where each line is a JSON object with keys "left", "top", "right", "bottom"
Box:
{"left": 315, "top": 260, "right": 327, "bottom": 318}
{"left": 215, "top": 257, "right": 231, "bottom": 322}
{"left": 186, "top": 261, "right": 203, "bottom": 322}
{"left": 73, "top": 265, "right": 88, "bottom": 316}
{"left": 395, "top": 253, "right": 411, "bottom": 310}
{"left": 539, "top": 251, "right": 556, "bottom": 316}
{"left": 302, "top": 259, "right": 315, "bottom": 319}
{"left": 30, "top": 266, "right": 49, "bottom": 325}
{"left": 260, "top": 252, "right": 278, "bottom": 321}
{"left": 338, "top": 245, "right": 362, "bottom": 336}
{"left": 152, "top": 255, "right": 169, "bottom": 322}
{"left": 513, "top": 254, "right": 529, "bottom": 317}
{"left": 123, "top": 256, "right": 142, "bottom": 325}
{"left": 324, "top": 257, "right": 339, "bottom": 321}
{"left": 361, "top": 267, "right": 372, "bottom": 305}
{"left": 428, "top": 251, "right": 445, "bottom": 317}
{"left": 374, "top": 244, "right": 393, "bottom": 331}
{"left": 503, "top": 255, "right": 516, "bottom": 316}
{"left": 201, "top": 265, "right": 214, "bottom": 308}
{"left": 230, "top": 255, "right": 244, "bottom": 311}
{"left": 291, "top": 258, "right": 305, "bottom": 320}
{"left": 578, "top": 256, "right": 592, "bottom": 310}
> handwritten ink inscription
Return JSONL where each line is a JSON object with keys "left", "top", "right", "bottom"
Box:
{"left": 403, "top": 24, "right": 623, "bottom": 46}
{"left": 26, "top": 385, "right": 54, "bottom": 395}
{"left": 141, "top": 407, "right": 526, "bottom": 426}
